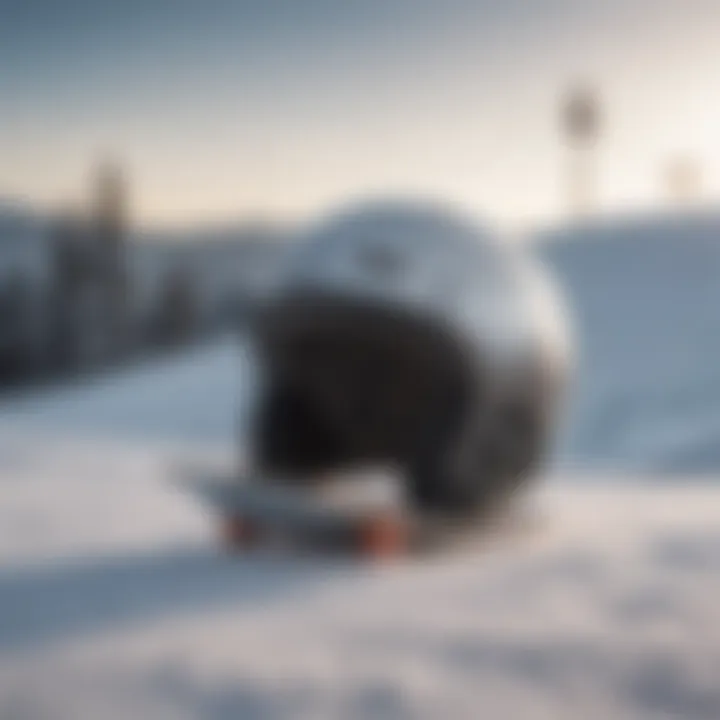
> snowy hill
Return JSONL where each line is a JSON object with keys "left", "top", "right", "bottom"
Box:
{"left": 0, "top": 335, "right": 249, "bottom": 449}
{"left": 539, "top": 210, "right": 720, "bottom": 474}
{"left": 2, "top": 211, "right": 720, "bottom": 718}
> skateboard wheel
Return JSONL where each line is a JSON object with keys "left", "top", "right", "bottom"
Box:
{"left": 221, "top": 515, "right": 260, "bottom": 550}
{"left": 356, "top": 515, "right": 407, "bottom": 559}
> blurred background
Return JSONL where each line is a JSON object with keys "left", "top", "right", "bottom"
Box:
{"left": 2, "top": 2, "right": 720, "bottom": 718}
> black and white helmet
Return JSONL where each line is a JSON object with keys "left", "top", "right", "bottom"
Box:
{"left": 250, "top": 199, "right": 572, "bottom": 517}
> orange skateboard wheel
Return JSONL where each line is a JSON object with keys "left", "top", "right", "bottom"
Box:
{"left": 356, "top": 515, "right": 408, "bottom": 559}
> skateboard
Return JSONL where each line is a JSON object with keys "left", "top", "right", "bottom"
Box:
{"left": 177, "top": 469, "right": 541, "bottom": 560}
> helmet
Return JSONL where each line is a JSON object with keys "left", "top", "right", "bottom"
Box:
{"left": 249, "top": 199, "right": 572, "bottom": 518}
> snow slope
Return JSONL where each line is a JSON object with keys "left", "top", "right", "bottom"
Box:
{"left": 0, "top": 335, "right": 252, "bottom": 450}
{"left": 2, "top": 211, "right": 720, "bottom": 718}
{"left": 540, "top": 210, "right": 720, "bottom": 474}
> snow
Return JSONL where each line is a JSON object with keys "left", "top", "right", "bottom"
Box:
{"left": 2, "top": 212, "right": 720, "bottom": 718}
{"left": 1, "top": 447, "right": 720, "bottom": 719}
{"left": 0, "top": 335, "right": 253, "bottom": 450}
{"left": 540, "top": 211, "right": 720, "bottom": 474}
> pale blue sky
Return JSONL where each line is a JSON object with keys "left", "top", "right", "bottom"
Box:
{"left": 1, "top": 0, "right": 720, "bottom": 228}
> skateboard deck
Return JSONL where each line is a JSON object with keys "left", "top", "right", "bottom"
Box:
{"left": 177, "top": 468, "right": 541, "bottom": 559}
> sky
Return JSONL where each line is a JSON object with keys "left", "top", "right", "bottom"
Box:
{"left": 1, "top": 0, "right": 720, "bottom": 231}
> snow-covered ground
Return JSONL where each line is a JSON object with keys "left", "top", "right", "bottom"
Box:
{"left": 2, "top": 212, "right": 720, "bottom": 719}
{"left": 540, "top": 210, "right": 720, "bottom": 474}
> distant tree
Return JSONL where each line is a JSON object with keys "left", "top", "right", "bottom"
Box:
{"left": 0, "top": 272, "right": 35, "bottom": 383}
{"left": 47, "top": 211, "right": 88, "bottom": 370}
{"left": 93, "top": 160, "right": 131, "bottom": 358}
{"left": 153, "top": 266, "right": 199, "bottom": 346}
